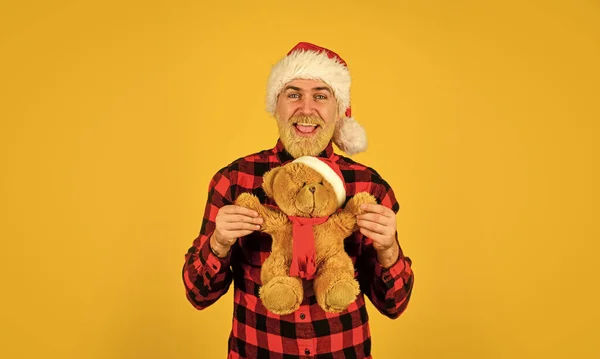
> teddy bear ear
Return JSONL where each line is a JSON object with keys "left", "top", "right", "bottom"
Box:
{"left": 262, "top": 167, "right": 281, "bottom": 198}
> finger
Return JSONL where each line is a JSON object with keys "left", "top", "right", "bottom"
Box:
{"left": 222, "top": 205, "right": 259, "bottom": 217}
{"left": 359, "top": 227, "right": 386, "bottom": 243}
{"left": 357, "top": 218, "right": 394, "bottom": 237}
{"left": 356, "top": 212, "right": 391, "bottom": 226}
{"left": 360, "top": 203, "right": 394, "bottom": 218}
{"left": 223, "top": 214, "right": 263, "bottom": 224}
{"left": 360, "top": 203, "right": 396, "bottom": 217}
{"left": 223, "top": 221, "right": 261, "bottom": 231}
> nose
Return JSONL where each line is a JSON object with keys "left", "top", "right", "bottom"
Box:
{"left": 300, "top": 96, "right": 316, "bottom": 115}
{"left": 308, "top": 186, "right": 316, "bottom": 193}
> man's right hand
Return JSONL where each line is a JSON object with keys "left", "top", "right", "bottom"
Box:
{"left": 210, "top": 205, "right": 263, "bottom": 257}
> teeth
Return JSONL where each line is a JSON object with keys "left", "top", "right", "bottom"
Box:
{"left": 296, "top": 123, "right": 317, "bottom": 126}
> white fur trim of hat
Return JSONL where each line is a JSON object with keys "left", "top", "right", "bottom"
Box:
{"left": 292, "top": 156, "right": 346, "bottom": 207}
{"left": 265, "top": 42, "right": 368, "bottom": 156}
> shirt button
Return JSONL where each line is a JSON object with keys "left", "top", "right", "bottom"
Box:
{"left": 300, "top": 313, "right": 305, "bottom": 320}
{"left": 304, "top": 348, "right": 310, "bottom": 355}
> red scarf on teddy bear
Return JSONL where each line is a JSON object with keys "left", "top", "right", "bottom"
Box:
{"left": 287, "top": 215, "right": 329, "bottom": 280}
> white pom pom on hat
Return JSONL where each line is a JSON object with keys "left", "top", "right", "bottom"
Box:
{"left": 265, "top": 42, "right": 367, "bottom": 156}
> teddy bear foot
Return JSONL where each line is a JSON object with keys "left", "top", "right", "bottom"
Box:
{"left": 318, "top": 277, "right": 360, "bottom": 313}
{"left": 259, "top": 276, "right": 303, "bottom": 315}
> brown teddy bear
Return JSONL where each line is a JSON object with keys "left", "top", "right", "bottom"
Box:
{"left": 235, "top": 156, "right": 377, "bottom": 315}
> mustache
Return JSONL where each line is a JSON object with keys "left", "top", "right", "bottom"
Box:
{"left": 289, "top": 115, "right": 325, "bottom": 126}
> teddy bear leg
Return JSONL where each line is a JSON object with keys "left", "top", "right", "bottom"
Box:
{"left": 314, "top": 252, "right": 360, "bottom": 313}
{"left": 259, "top": 253, "right": 303, "bottom": 315}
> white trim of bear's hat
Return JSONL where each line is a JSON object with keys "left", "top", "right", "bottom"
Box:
{"left": 266, "top": 42, "right": 367, "bottom": 156}
{"left": 292, "top": 156, "right": 346, "bottom": 207}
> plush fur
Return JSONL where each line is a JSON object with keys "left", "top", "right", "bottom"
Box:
{"left": 235, "top": 161, "right": 377, "bottom": 315}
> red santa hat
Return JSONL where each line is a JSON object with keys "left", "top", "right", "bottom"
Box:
{"left": 292, "top": 156, "right": 346, "bottom": 207}
{"left": 266, "top": 42, "right": 368, "bottom": 156}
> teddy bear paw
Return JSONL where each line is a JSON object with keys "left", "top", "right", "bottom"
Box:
{"left": 235, "top": 192, "right": 261, "bottom": 211}
{"left": 259, "top": 276, "right": 303, "bottom": 315}
{"left": 345, "top": 192, "right": 377, "bottom": 216}
{"left": 321, "top": 278, "right": 360, "bottom": 313}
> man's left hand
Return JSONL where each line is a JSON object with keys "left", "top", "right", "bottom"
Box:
{"left": 357, "top": 203, "right": 400, "bottom": 268}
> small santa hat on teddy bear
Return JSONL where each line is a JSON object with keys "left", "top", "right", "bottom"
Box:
{"left": 265, "top": 42, "right": 368, "bottom": 156}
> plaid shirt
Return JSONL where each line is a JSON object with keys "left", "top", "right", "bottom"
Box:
{"left": 182, "top": 139, "right": 414, "bottom": 359}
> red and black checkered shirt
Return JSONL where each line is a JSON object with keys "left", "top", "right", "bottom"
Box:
{"left": 182, "top": 139, "right": 414, "bottom": 359}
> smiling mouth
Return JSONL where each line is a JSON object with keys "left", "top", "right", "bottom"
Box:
{"left": 294, "top": 122, "right": 320, "bottom": 135}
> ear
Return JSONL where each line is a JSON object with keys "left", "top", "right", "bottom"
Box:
{"left": 262, "top": 167, "right": 281, "bottom": 198}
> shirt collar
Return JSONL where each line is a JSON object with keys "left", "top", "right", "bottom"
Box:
{"left": 273, "top": 138, "right": 335, "bottom": 164}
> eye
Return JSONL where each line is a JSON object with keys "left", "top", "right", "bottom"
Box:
{"left": 315, "top": 94, "right": 327, "bottom": 100}
{"left": 288, "top": 93, "right": 300, "bottom": 98}
{"left": 319, "top": 181, "right": 323, "bottom": 185}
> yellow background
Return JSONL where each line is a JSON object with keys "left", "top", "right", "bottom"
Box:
{"left": 1, "top": 0, "right": 598, "bottom": 358}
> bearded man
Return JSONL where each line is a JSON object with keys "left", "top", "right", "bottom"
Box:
{"left": 182, "top": 42, "right": 414, "bottom": 359}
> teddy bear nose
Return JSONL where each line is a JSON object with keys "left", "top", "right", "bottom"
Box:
{"left": 308, "top": 186, "right": 316, "bottom": 193}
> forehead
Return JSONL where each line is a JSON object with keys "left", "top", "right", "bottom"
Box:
{"left": 283, "top": 78, "right": 332, "bottom": 91}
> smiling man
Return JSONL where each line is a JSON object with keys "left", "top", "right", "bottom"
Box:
{"left": 182, "top": 42, "right": 414, "bottom": 359}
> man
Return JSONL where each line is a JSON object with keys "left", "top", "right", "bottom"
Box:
{"left": 182, "top": 42, "right": 414, "bottom": 359}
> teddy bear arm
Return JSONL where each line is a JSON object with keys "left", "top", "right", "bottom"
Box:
{"left": 234, "top": 192, "right": 288, "bottom": 234}
{"left": 327, "top": 212, "right": 357, "bottom": 239}
{"left": 260, "top": 206, "right": 289, "bottom": 234}
{"left": 327, "top": 192, "right": 378, "bottom": 237}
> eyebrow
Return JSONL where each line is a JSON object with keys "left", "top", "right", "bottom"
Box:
{"left": 313, "top": 86, "right": 332, "bottom": 93}
{"left": 284, "top": 85, "right": 332, "bottom": 94}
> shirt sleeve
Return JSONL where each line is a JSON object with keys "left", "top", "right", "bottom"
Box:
{"left": 182, "top": 168, "right": 235, "bottom": 310}
{"left": 355, "top": 177, "right": 415, "bottom": 319}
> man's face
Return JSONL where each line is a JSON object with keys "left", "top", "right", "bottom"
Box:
{"left": 274, "top": 79, "right": 340, "bottom": 158}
